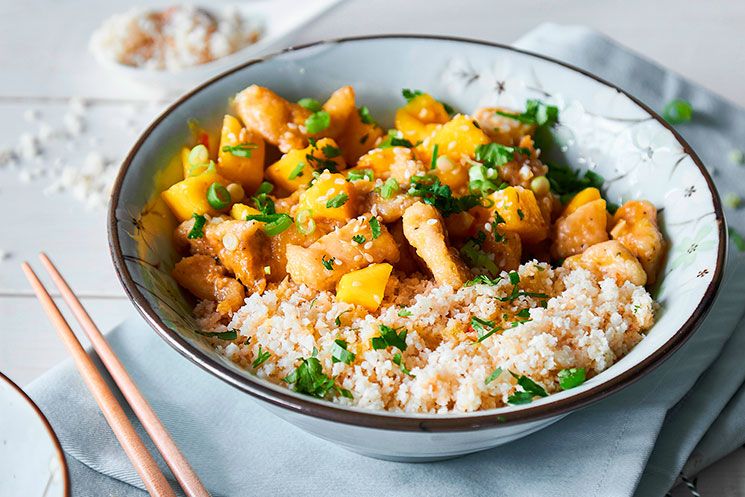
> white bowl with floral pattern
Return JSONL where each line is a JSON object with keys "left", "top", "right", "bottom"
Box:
{"left": 109, "top": 35, "right": 725, "bottom": 461}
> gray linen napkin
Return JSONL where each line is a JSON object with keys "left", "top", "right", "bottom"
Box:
{"left": 26, "top": 25, "right": 745, "bottom": 497}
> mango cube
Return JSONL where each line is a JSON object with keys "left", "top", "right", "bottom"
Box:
{"left": 298, "top": 171, "right": 358, "bottom": 222}
{"left": 266, "top": 137, "right": 346, "bottom": 194}
{"left": 216, "top": 114, "right": 266, "bottom": 194}
{"left": 230, "top": 203, "right": 261, "bottom": 221}
{"left": 336, "top": 263, "right": 393, "bottom": 311}
{"left": 337, "top": 109, "right": 383, "bottom": 164}
{"left": 563, "top": 187, "right": 602, "bottom": 217}
{"left": 415, "top": 114, "right": 490, "bottom": 165}
{"left": 161, "top": 170, "right": 229, "bottom": 222}
{"left": 394, "top": 93, "right": 449, "bottom": 143}
{"left": 490, "top": 186, "right": 548, "bottom": 243}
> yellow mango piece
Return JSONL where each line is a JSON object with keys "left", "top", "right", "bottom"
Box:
{"left": 394, "top": 93, "right": 449, "bottom": 143}
{"left": 336, "top": 263, "right": 393, "bottom": 311}
{"left": 161, "top": 170, "right": 229, "bottom": 222}
{"left": 490, "top": 186, "right": 548, "bottom": 244}
{"left": 337, "top": 109, "right": 384, "bottom": 164}
{"left": 563, "top": 187, "right": 602, "bottom": 217}
{"left": 216, "top": 114, "right": 266, "bottom": 194}
{"left": 230, "top": 203, "right": 260, "bottom": 221}
{"left": 266, "top": 137, "right": 346, "bottom": 194}
{"left": 298, "top": 171, "right": 358, "bottom": 222}
{"left": 415, "top": 114, "right": 490, "bottom": 166}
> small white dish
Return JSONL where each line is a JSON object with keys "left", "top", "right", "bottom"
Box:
{"left": 0, "top": 372, "right": 69, "bottom": 496}
{"left": 90, "top": 0, "right": 345, "bottom": 94}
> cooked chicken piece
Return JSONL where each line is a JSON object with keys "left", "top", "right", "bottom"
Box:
{"left": 285, "top": 214, "right": 400, "bottom": 291}
{"left": 563, "top": 240, "right": 647, "bottom": 286}
{"left": 205, "top": 219, "right": 270, "bottom": 294}
{"left": 496, "top": 136, "right": 549, "bottom": 189}
{"left": 321, "top": 86, "right": 356, "bottom": 138}
{"left": 234, "top": 85, "right": 310, "bottom": 153}
{"left": 610, "top": 200, "right": 666, "bottom": 285}
{"left": 273, "top": 189, "right": 303, "bottom": 215}
{"left": 172, "top": 255, "right": 245, "bottom": 315}
{"left": 551, "top": 199, "right": 609, "bottom": 259}
{"left": 473, "top": 106, "right": 537, "bottom": 147}
{"left": 364, "top": 191, "right": 418, "bottom": 223}
{"left": 267, "top": 223, "right": 328, "bottom": 282}
{"left": 388, "top": 150, "right": 428, "bottom": 185}
{"left": 388, "top": 219, "right": 423, "bottom": 274}
{"left": 174, "top": 217, "right": 215, "bottom": 256}
{"left": 402, "top": 202, "right": 470, "bottom": 289}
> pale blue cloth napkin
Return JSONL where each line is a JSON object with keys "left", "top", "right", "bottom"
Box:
{"left": 27, "top": 24, "right": 745, "bottom": 496}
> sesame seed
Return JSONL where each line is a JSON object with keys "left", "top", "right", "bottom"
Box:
{"left": 335, "top": 178, "right": 346, "bottom": 185}
{"left": 334, "top": 258, "right": 343, "bottom": 266}
{"left": 222, "top": 233, "right": 238, "bottom": 251}
{"left": 427, "top": 218, "right": 438, "bottom": 225}
{"left": 363, "top": 241, "right": 373, "bottom": 250}
{"left": 364, "top": 253, "right": 374, "bottom": 263}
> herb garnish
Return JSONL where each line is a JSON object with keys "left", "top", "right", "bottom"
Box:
{"left": 369, "top": 216, "right": 381, "bottom": 239}
{"left": 475, "top": 143, "right": 530, "bottom": 168}
{"left": 358, "top": 106, "right": 375, "bottom": 125}
{"left": 283, "top": 349, "right": 352, "bottom": 399}
{"left": 495, "top": 99, "right": 559, "bottom": 127}
{"left": 485, "top": 367, "right": 503, "bottom": 385}
{"left": 245, "top": 213, "right": 293, "bottom": 236}
{"left": 195, "top": 328, "right": 238, "bottom": 340}
{"left": 430, "top": 144, "right": 439, "bottom": 170}
{"left": 331, "top": 339, "right": 356, "bottom": 364}
{"left": 222, "top": 143, "right": 258, "bottom": 158}
{"left": 379, "top": 131, "right": 415, "bottom": 149}
{"left": 347, "top": 169, "right": 374, "bottom": 182}
{"left": 464, "top": 274, "right": 502, "bottom": 287}
{"left": 496, "top": 271, "right": 549, "bottom": 302}
{"left": 326, "top": 193, "right": 349, "bottom": 208}
{"left": 402, "top": 88, "right": 423, "bottom": 101}
{"left": 558, "top": 368, "right": 586, "bottom": 390}
{"left": 334, "top": 310, "right": 350, "bottom": 326}
{"left": 321, "top": 255, "right": 335, "bottom": 270}
{"left": 252, "top": 345, "right": 271, "bottom": 368}
{"left": 662, "top": 99, "right": 693, "bottom": 125}
{"left": 546, "top": 162, "right": 604, "bottom": 203}
{"left": 468, "top": 163, "right": 506, "bottom": 195}
{"left": 380, "top": 178, "right": 400, "bottom": 199}
{"left": 471, "top": 316, "right": 501, "bottom": 342}
{"left": 352, "top": 234, "right": 366, "bottom": 244}
{"left": 187, "top": 213, "right": 206, "bottom": 239}
{"left": 371, "top": 324, "right": 408, "bottom": 351}
{"left": 298, "top": 98, "right": 322, "bottom": 112}
{"left": 206, "top": 182, "right": 231, "bottom": 210}
{"left": 393, "top": 353, "right": 414, "bottom": 376}
{"left": 507, "top": 371, "right": 548, "bottom": 404}
{"left": 408, "top": 175, "right": 481, "bottom": 216}
{"left": 397, "top": 308, "right": 412, "bottom": 317}
{"left": 288, "top": 162, "right": 305, "bottom": 180}
{"left": 322, "top": 144, "right": 341, "bottom": 158}
{"left": 305, "top": 110, "right": 331, "bottom": 134}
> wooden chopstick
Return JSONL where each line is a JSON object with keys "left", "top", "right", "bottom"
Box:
{"left": 38, "top": 253, "right": 211, "bottom": 497}
{"left": 22, "top": 262, "right": 177, "bottom": 497}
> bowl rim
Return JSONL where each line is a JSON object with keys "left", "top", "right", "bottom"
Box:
{"left": 0, "top": 371, "right": 70, "bottom": 496}
{"left": 108, "top": 34, "right": 726, "bottom": 432}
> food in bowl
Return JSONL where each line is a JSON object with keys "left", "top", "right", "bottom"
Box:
{"left": 160, "top": 84, "right": 666, "bottom": 413}
{"left": 90, "top": 5, "right": 261, "bottom": 70}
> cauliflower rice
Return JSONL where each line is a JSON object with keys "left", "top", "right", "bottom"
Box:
{"left": 197, "top": 262, "right": 655, "bottom": 413}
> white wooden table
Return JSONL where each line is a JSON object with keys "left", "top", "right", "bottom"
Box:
{"left": 1, "top": 0, "right": 743, "bottom": 494}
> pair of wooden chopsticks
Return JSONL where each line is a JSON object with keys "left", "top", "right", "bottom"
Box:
{"left": 23, "top": 254, "right": 211, "bottom": 497}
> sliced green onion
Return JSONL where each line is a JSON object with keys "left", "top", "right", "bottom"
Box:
{"left": 288, "top": 162, "right": 305, "bottom": 180}
{"left": 188, "top": 144, "right": 209, "bottom": 165}
{"left": 187, "top": 213, "right": 206, "bottom": 239}
{"left": 207, "top": 182, "right": 231, "bottom": 210}
{"left": 369, "top": 217, "right": 381, "bottom": 239}
{"left": 296, "top": 209, "right": 316, "bottom": 235}
{"left": 298, "top": 98, "right": 322, "bottom": 112}
{"left": 222, "top": 143, "right": 257, "bottom": 158}
{"left": 305, "top": 111, "right": 331, "bottom": 134}
{"left": 430, "top": 144, "right": 439, "bottom": 170}
{"left": 558, "top": 368, "right": 586, "bottom": 390}
{"left": 263, "top": 214, "right": 293, "bottom": 236}
{"left": 326, "top": 193, "right": 349, "bottom": 208}
{"left": 380, "top": 178, "right": 399, "bottom": 199}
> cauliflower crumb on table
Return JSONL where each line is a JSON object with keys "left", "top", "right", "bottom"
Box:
{"left": 160, "top": 84, "right": 666, "bottom": 412}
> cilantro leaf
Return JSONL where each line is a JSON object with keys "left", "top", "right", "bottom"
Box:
{"left": 558, "top": 368, "right": 586, "bottom": 390}
{"left": 371, "top": 324, "right": 408, "bottom": 351}
{"left": 222, "top": 143, "right": 258, "bottom": 158}
{"left": 485, "top": 367, "right": 503, "bottom": 385}
{"left": 251, "top": 345, "right": 271, "bottom": 368}
{"left": 331, "top": 339, "right": 356, "bottom": 365}
{"left": 187, "top": 213, "right": 206, "bottom": 239}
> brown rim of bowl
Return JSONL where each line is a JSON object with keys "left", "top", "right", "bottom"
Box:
{"left": 108, "top": 34, "right": 726, "bottom": 432}
{"left": 0, "top": 372, "right": 70, "bottom": 495}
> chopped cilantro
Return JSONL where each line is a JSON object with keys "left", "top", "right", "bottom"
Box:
{"left": 369, "top": 216, "right": 381, "bottom": 239}
{"left": 469, "top": 163, "right": 506, "bottom": 195}
{"left": 507, "top": 371, "right": 548, "bottom": 404}
{"left": 352, "top": 234, "right": 366, "bottom": 244}
{"left": 408, "top": 175, "right": 481, "bottom": 216}
{"left": 517, "top": 209, "right": 524, "bottom": 220}
{"left": 221, "top": 143, "right": 258, "bottom": 158}
{"left": 321, "top": 255, "right": 335, "bottom": 270}
{"left": 326, "top": 193, "right": 349, "bottom": 208}
{"left": 546, "top": 162, "right": 604, "bottom": 203}
{"left": 283, "top": 350, "right": 352, "bottom": 399}
{"left": 558, "top": 368, "right": 586, "bottom": 390}
{"left": 251, "top": 345, "right": 271, "bottom": 368}
{"left": 402, "top": 88, "right": 423, "bottom": 101}
{"left": 371, "top": 324, "right": 408, "bottom": 351}
{"left": 256, "top": 181, "right": 273, "bottom": 195}
{"left": 471, "top": 316, "right": 501, "bottom": 342}
{"left": 464, "top": 274, "right": 502, "bottom": 287}
{"left": 398, "top": 308, "right": 412, "bottom": 317}
{"left": 195, "top": 328, "right": 238, "bottom": 340}
{"left": 331, "top": 339, "right": 356, "bottom": 365}
{"left": 334, "top": 310, "right": 350, "bottom": 326}
{"left": 495, "top": 99, "right": 559, "bottom": 127}
{"left": 305, "top": 110, "right": 331, "bottom": 134}
{"left": 379, "top": 131, "right": 415, "bottom": 149}
{"left": 322, "top": 144, "right": 341, "bottom": 158}
{"left": 516, "top": 308, "right": 531, "bottom": 319}
{"left": 460, "top": 234, "right": 499, "bottom": 275}
{"left": 475, "top": 143, "right": 530, "bottom": 169}
{"left": 393, "top": 353, "right": 414, "bottom": 376}
{"left": 187, "top": 213, "right": 206, "bottom": 239}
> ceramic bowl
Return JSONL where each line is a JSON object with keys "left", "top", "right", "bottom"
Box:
{"left": 109, "top": 35, "right": 725, "bottom": 461}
